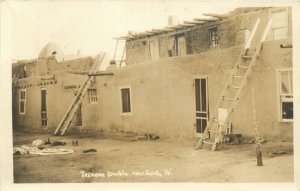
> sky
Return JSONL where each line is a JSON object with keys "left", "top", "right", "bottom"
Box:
{"left": 2, "top": 0, "right": 246, "bottom": 60}
{"left": 2, "top": 0, "right": 298, "bottom": 61}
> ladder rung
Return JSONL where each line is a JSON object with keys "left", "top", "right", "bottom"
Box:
{"left": 242, "top": 55, "right": 253, "bottom": 59}
{"left": 237, "top": 65, "right": 249, "bottom": 69}
{"left": 223, "top": 97, "right": 236, "bottom": 101}
{"left": 208, "top": 129, "right": 220, "bottom": 133}
{"left": 247, "top": 47, "right": 257, "bottom": 51}
{"left": 228, "top": 85, "right": 242, "bottom": 89}
{"left": 213, "top": 119, "right": 230, "bottom": 123}
{"left": 203, "top": 140, "right": 214, "bottom": 145}
{"left": 232, "top": 75, "right": 244, "bottom": 79}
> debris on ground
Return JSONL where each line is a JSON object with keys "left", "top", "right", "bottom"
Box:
{"left": 30, "top": 148, "right": 74, "bottom": 155}
{"left": 37, "top": 145, "right": 45, "bottom": 150}
{"left": 14, "top": 138, "right": 71, "bottom": 156}
{"left": 240, "top": 138, "right": 267, "bottom": 144}
{"left": 257, "top": 138, "right": 267, "bottom": 144}
{"left": 136, "top": 134, "right": 160, "bottom": 140}
{"left": 32, "top": 139, "right": 44, "bottom": 147}
{"left": 224, "top": 134, "right": 242, "bottom": 145}
{"left": 51, "top": 140, "right": 66, "bottom": 146}
{"left": 241, "top": 140, "right": 255, "bottom": 144}
{"left": 13, "top": 145, "right": 30, "bottom": 155}
{"left": 72, "top": 140, "right": 79, "bottom": 146}
{"left": 13, "top": 145, "right": 74, "bottom": 155}
{"left": 83, "top": 149, "right": 97, "bottom": 153}
{"left": 269, "top": 150, "right": 287, "bottom": 155}
{"left": 44, "top": 138, "right": 52, "bottom": 145}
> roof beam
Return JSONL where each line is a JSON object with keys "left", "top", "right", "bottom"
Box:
{"left": 202, "top": 13, "right": 228, "bottom": 18}
{"left": 179, "top": 23, "right": 195, "bottom": 27}
{"left": 167, "top": 25, "right": 184, "bottom": 29}
{"left": 152, "top": 28, "right": 174, "bottom": 32}
{"left": 184, "top": 21, "right": 205, "bottom": 25}
{"left": 193, "top": 17, "right": 218, "bottom": 22}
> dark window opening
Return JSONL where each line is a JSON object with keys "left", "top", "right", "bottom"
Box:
{"left": 209, "top": 27, "right": 219, "bottom": 46}
{"left": 52, "top": 51, "right": 57, "bottom": 55}
{"left": 19, "top": 90, "right": 26, "bottom": 114}
{"left": 121, "top": 88, "right": 131, "bottom": 113}
{"left": 41, "top": 89, "right": 47, "bottom": 127}
{"left": 282, "top": 101, "right": 293, "bottom": 119}
{"left": 76, "top": 104, "right": 83, "bottom": 126}
{"left": 88, "top": 89, "right": 98, "bottom": 103}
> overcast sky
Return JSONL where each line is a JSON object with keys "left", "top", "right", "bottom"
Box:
{"left": 1, "top": 0, "right": 295, "bottom": 60}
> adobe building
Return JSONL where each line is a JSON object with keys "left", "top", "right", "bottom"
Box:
{"left": 12, "top": 7, "right": 293, "bottom": 141}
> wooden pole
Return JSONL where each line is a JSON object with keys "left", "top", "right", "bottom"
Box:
{"left": 252, "top": 88, "right": 263, "bottom": 166}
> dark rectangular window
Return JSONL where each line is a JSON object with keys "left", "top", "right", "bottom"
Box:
{"left": 209, "top": 27, "right": 219, "bottom": 46}
{"left": 88, "top": 89, "right": 98, "bottom": 103}
{"left": 121, "top": 88, "right": 131, "bottom": 113}
{"left": 278, "top": 69, "right": 293, "bottom": 121}
{"left": 19, "top": 89, "right": 26, "bottom": 114}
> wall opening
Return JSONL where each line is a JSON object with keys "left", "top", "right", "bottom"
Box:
{"left": 41, "top": 88, "right": 47, "bottom": 127}
{"left": 277, "top": 69, "right": 293, "bottom": 122}
{"left": 19, "top": 89, "right": 26, "bottom": 114}
{"left": 76, "top": 103, "right": 83, "bottom": 126}
{"left": 194, "top": 77, "right": 209, "bottom": 134}
{"left": 120, "top": 87, "right": 131, "bottom": 113}
{"left": 88, "top": 89, "right": 98, "bottom": 103}
{"left": 209, "top": 27, "right": 219, "bottom": 47}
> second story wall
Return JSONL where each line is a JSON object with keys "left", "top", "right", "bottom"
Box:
{"left": 12, "top": 56, "right": 94, "bottom": 79}
{"left": 125, "top": 7, "right": 292, "bottom": 65}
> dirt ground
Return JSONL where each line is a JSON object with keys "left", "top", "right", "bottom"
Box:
{"left": 13, "top": 130, "right": 293, "bottom": 183}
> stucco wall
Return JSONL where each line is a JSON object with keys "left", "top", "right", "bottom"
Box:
{"left": 76, "top": 38, "right": 292, "bottom": 140}
{"left": 12, "top": 40, "right": 292, "bottom": 142}
{"left": 12, "top": 56, "right": 93, "bottom": 79}
{"left": 13, "top": 72, "right": 87, "bottom": 131}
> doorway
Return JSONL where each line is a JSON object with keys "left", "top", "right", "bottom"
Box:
{"left": 41, "top": 88, "right": 47, "bottom": 128}
{"left": 76, "top": 103, "right": 83, "bottom": 126}
{"left": 194, "top": 77, "right": 209, "bottom": 135}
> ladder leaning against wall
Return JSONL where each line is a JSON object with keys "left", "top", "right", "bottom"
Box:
{"left": 54, "top": 53, "right": 105, "bottom": 136}
{"left": 112, "top": 39, "right": 126, "bottom": 67}
{"left": 195, "top": 18, "right": 273, "bottom": 151}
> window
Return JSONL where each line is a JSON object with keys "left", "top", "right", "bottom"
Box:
{"left": 120, "top": 87, "right": 131, "bottom": 113}
{"left": 271, "top": 10, "right": 288, "bottom": 40}
{"left": 88, "top": 89, "right": 98, "bottom": 103}
{"left": 209, "top": 27, "right": 219, "bottom": 46}
{"left": 277, "top": 69, "right": 293, "bottom": 122}
{"left": 19, "top": 89, "right": 26, "bottom": 114}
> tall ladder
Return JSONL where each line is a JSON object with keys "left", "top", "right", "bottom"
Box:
{"left": 195, "top": 18, "right": 273, "bottom": 151}
{"left": 54, "top": 53, "right": 105, "bottom": 136}
{"left": 112, "top": 39, "right": 126, "bottom": 67}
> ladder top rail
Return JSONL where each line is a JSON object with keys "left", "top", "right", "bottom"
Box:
{"left": 244, "top": 18, "right": 261, "bottom": 49}
{"left": 260, "top": 19, "right": 273, "bottom": 42}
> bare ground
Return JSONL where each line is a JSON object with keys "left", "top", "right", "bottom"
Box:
{"left": 13, "top": 130, "right": 293, "bottom": 183}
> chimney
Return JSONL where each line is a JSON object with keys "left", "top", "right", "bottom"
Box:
{"left": 168, "top": 15, "right": 179, "bottom": 27}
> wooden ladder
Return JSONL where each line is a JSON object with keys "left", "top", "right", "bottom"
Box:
{"left": 54, "top": 53, "right": 105, "bottom": 136}
{"left": 112, "top": 39, "right": 126, "bottom": 67}
{"left": 195, "top": 18, "right": 273, "bottom": 151}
